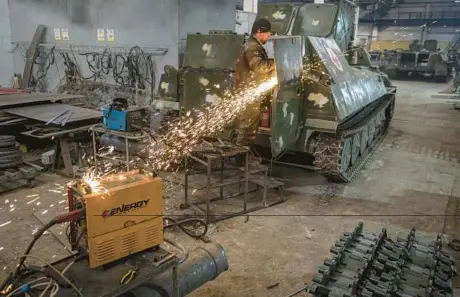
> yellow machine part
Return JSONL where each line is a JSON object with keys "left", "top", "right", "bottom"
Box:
{"left": 82, "top": 171, "right": 164, "bottom": 268}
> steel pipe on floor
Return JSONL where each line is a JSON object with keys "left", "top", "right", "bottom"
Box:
{"left": 125, "top": 244, "right": 228, "bottom": 297}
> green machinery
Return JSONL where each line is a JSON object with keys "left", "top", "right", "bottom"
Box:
{"left": 385, "top": 40, "right": 448, "bottom": 81}
{"left": 156, "top": 0, "right": 396, "bottom": 183}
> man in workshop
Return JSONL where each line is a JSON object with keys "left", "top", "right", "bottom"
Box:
{"left": 234, "top": 18, "right": 276, "bottom": 146}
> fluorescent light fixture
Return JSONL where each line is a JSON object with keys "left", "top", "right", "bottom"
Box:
{"left": 456, "top": 1, "right": 460, "bottom": 3}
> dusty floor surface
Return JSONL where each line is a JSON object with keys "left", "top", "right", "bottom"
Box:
{"left": 1, "top": 80, "right": 460, "bottom": 296}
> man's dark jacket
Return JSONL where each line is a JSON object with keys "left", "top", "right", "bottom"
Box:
{"left": 235, "top": 36, "right": 276, "bottom": 90}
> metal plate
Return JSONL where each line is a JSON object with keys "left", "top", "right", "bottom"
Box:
{"left": 4, "top": 103, "right": 101, "bottom": 124}
{"left": 304, "top": 37, "right": 387, "bottom": 122}
{"left": 180, "top": 70, "right": 234, "bottom": 112}
{"left": 291, "top": 3, "right": 338, "bottom": 37}
{"left": 270, "top": 36, "right": 303, "bottom": 157}
{"left": 256, "top": 4, "right": 295, "bottom": 35}
{"left": 331, "top": 74, "right": 387, "bottom": 121}
{"left": 307, "top": 36, "right": 354, "bottom": 83}
{"left": 183, "top": 34, "right": 245, "bottom": 70}
{"left": 0, "top": 93, "right": 85, "bottom": 108}
{"left": 424, "top": 40, "right": 438, "bottom": 52}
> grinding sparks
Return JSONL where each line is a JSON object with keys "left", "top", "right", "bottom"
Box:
{"left": 145, "top": 76, "right": 279, "bottom": 171}
{"left": 82, "top": 169, "right": 110, "bottom": 195}
{"left": 80, "top": 76, "right": 278, "bottom": 187}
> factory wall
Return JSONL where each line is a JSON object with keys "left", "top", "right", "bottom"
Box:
{"left": 0, "top": 0, "right": 14, "bottom": 87}
{"left": 6, "top": 0, "right": 236, "bottom": 102}
{"left": 357, "top": 23, "right": 458, "bottom": 51}
{"left": 358, "top": 0, "right": 460, "bottom": 51}
{"left": 236, "top": 11, "right": 257, "bottom": 34}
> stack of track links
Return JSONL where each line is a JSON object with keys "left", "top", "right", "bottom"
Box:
{"left": 310, "top": 223, "right": 457, "bottom": 297}
{"left": 0, "top": 135, "right": 23, "bottom": 169}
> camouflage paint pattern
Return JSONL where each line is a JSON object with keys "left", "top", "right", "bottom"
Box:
{"left": 182, "top": 33, "right": 244, "bottom": 70}
{"left": 303, "top": 36, "right": 387, "bottom": 125}
{"left": 256, "top": 0, "right": 355, "bottom": 53}
{"left": 265, "top": 36, "right": 303, "bottom": 156}
{"left": 179, "top": 32, "right": 245, "bottom": 113}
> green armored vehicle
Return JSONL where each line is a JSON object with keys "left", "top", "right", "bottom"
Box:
{"left": 157, "top": 1, "right": 396, "bottom": 182}
{"left": 385, "top": 40, "right": 448, "bottom": 81}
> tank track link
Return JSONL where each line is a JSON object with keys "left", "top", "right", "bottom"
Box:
{"left": 310, "top": 222, "right": 457, "bottom": 297}
{"left": 313, "top": 96, "right": 395, "bottom": 183}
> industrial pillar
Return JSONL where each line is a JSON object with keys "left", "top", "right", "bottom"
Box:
{"left": 368, "top": 25, "right": 378, "bottom": 50}
{"left": 243, "top": 0, "right": 257, "bottom": 13}
{"left": 0, "top": 0, "right": 14, "bottom": 87}
{"left": 353, "top": 6, "right": 360, "bottom": 46}
{"left": 371, "top": 26, "right": 378, "bottom": 41}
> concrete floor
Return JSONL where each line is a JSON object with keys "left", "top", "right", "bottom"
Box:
{"left": 0, "top": 80, "right": 460, "bottom": 296}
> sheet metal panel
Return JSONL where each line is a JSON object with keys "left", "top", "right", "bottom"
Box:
{"left": 307, "top": 36, "right": 387, "bottom": 121}
{"left": 331, "top": 75, "right": 387, "bottom": 121}
{"left": 4, "top": 103, "right": 100, "bottom": 123}
{"left": 270, "top": 36, "right": 303, "bottom": 156}
{"left": 0, "top": 93, "right": 85, "bottom": 108}
{"left": 183, "top": 34, "right": 245, "bottom": 70}
{"left": 307, "top": 36, "right": 355, "bottom": 83}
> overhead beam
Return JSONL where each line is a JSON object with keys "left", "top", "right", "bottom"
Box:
{"left": 359, "top": 18, "right": 460, "bottom": 26}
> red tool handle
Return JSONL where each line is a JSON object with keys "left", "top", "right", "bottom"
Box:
{"left": 54, "top": 208, "right": 85, "bottom": 224}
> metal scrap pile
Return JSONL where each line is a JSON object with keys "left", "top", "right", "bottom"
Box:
{"left": 309, "top": 223, "right": 456, "bottom": 297}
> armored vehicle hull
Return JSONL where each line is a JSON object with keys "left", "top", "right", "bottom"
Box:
{"left": 172, "top": 31, "right": 395, "bottom": 182}
{"left": 157, "top": 0, "right": 396, "bottom": 182}
{"left": 253, "top": 35, "right": 396, "bottom": 182}
{"left": 251, "top": 1, "right": 396, "bottom": 182}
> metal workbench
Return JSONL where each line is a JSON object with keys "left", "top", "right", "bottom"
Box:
{"left": 3, "top": 103, "right": 101, "bottom": 124}
{"left": 0, "top": 93, "right": 85, "bottom": 108}
{"left": 183, "top": 142, "right": 285, "bottom": 224}
{"left": 90, "top": 125, "right": 150, "bottom": 171}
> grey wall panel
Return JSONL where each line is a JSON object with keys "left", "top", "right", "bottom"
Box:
{"left": 0, "top": 0, "right": 14, "bottom": 86}
{"left": 8, "top": 0, "right": 180, "bottom": 47}
{"left": 9, "top": 0, "right": 181, "bottom": 96}
{"left": 7, "top": 0, "right": 236, "bottom": 96}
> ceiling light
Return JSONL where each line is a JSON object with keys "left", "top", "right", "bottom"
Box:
{"left": 456, "top": 1, "right": 460, "bottom": 3}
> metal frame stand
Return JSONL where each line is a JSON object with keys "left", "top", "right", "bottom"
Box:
{"left": 52, "top": 137, "right": 74, "bottom": 177}
{"left": 91, "top": 124, "right": 149, "bottom": 172}
{"left": 183, "top": 144, "right": 285, "bottom": 224}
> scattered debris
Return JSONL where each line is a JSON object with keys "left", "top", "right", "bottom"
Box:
{"left": 267, "top": 283, "right": 279, "bottom": 290}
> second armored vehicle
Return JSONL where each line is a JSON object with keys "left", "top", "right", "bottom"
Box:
{"left": 385, "top": 40, "right": 448, "bottom": 81}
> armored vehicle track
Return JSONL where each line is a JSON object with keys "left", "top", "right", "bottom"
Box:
{"left": 313, "top": 94, "right": 395, "bottom": 183}
{"left": 310, "top": 222, "right": 456, "bottom": 297}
